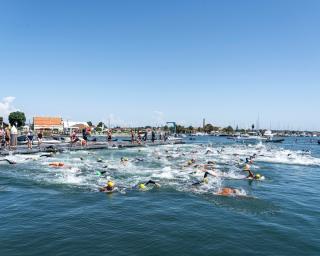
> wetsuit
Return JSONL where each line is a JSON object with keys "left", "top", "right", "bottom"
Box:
{"left": 192, "top": 172, "right": 210, "bottom": 186}
{"left": 145, "top": 180, "right": 156, "bottom": 186}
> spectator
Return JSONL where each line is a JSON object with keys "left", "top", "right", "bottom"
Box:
{"left": 27, "top": 130, "right": 34, "bottom": 149}
{"left": 37, "top": 130, "right": 43, "bottom": 149}
{"left": 10, "top": 125, "right": 18, "bottom": 149}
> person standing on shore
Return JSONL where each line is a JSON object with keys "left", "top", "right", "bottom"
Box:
{"left": 107, "top": 129, "right": 112, "bottom": 142}
{"left": 5, "top": 127, "right": 11, "bottom": 150}
{"left": 0, "top": 128, "right": 4, "bottom": 149}
{"left": 37, "top": 130, "right": 43, "bottom": 149}
{"left": 137, "top": 130, "right": 142, "bottom": 144}
{"left": 0, "top": 127, "right": 6, "bottom": 149}
{"left": 144, "top": 130, "right": 148, "bottom": 142}
{"left": 131, "top": 129, "right": 135, "bottom": 144}
{"left": 10, "top": 125, "right": 18, "bottom": 149}
{"left": 70, "top": 130, "right": 79, "bottom": 147}
{"left": 26, "top": 130, "right": 34, "bottom": 149}
{"left": 82, "top": 128, "right": 88, "bottom": 145}
{"left": 151, "top": 130, "right": 156, "bottom": 143}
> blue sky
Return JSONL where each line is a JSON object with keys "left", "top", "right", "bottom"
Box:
{"left": 0, "top": 0, "right": 319, "bottom": 130}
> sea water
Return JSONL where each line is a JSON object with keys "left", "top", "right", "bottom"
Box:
{"left": 0, "top": 137, "right": 319, "bottom": 255}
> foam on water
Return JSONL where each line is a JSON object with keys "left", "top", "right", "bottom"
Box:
{"left": 1, "top": 140, "right": 320, "bottom": 198}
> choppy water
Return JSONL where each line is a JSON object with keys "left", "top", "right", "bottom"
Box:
{"left": 0, "top": 137, "right": 319, "bottom": 255}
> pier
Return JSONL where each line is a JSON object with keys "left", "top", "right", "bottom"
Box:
{"left": 0, "top": 140, "right": 185, "bottom": 156}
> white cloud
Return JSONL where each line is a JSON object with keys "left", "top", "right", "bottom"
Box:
{"left": 0, "top": 96, "right": 17, "bottom": 118}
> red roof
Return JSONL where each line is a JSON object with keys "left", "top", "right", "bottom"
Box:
{"left": 33, "top": 117, "right": 63, "bottom": 127}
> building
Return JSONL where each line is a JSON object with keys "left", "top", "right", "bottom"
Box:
{"left": 63, "top": 121, "right": 89, "bottom": 133}
{"left": 33, "top": 117, "right": 63, "bottom": 133}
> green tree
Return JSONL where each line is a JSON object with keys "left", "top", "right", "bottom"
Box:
{"left": 9, "top": 111, "right": 26, "bottom": 127}
{"left": 176, "top": 125, "right": 185, "bottom": 134}
{"left": 204, "top": 124, "right": 214, "bottom": 133}
{"left": 187, "top": 126, "right": 194, "bottom": 134}
{"left": 223, "top": 126, "right": 234, "bottom": 134}
{"left": 197, "top": 127, "right": 204, "bottom": 132}
{"left": 97, "top": 122, "right": 105, "bottom": 128}
{"left": 87, "top": 121, "right": 93, "bottom": 127}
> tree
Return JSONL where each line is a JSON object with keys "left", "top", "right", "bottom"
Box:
{"left": 176, "top": 125, "right": 185, "bottom": 134}
{"left": 204, "top": 124, "right": 214, "bottom": 133}
{"left": 87, "top": 121, "right": 93, "bottom": 127}
{"left": 223, "top": 126, "right": 234, "bottom": 134}
{"left": 9, "top": 111, "right": 26, "bottom": 127}
{"left": 197, "top": 127, "right": 203, "bottom": 132}
{"left": 97, "top": 122, "right": 105, "bottom": 128}
{"left": 187, "top": 126, "right": 194, "bottom": 134}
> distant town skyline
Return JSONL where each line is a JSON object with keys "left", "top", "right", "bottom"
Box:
{"left": 0, "top": 1, "right": 319, "bottom": 131}
{"left": 0, "top": 96, "right": 317, "bottom": 131}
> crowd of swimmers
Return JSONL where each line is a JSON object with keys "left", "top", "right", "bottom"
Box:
{"left": 96, "top": 148, "right": 263, "bottom": 197}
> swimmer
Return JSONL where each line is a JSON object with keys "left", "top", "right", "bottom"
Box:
{"left": 0, "top": 158, "right": 17, "bottom": 165}
{"left": 243, "top": 164, "right": 263, "bottom": 180}
{"left": 49, "top": 162, "right": 65, "bottom": 167}
{"left": 216, "top": 187, "right": 241, "bottom": 196}
{"left": 96, "top": 170, "right": 108, "bottom": 176}
{"left": 243, "top": 164, "right": 255, "bottom": 179}
{"left": 120, "top": 157, "right": 129, "bottom": 165}
{"left": 137, "top": 180, "right": 161, "bottom": 190}
{"left": 205, "top": 148, "right": 213, "bottom": 154}
{"left": 100, "top": 181, "right": 117, "bottom": 192}
{"left": 185, "top": 159, "right": 196, "bottom": 167}
{"left": 245, "top": 158, "right": 254, "bottom": 164}
{"left": 40, "top": 153, "right": 54, "bottom": 158}
{"left": 192, "top": 171, "right": 212, "bottom": 186}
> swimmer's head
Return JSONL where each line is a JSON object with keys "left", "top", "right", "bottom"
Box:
{"left": 139, "top": 184, "right": 146, "bottom": 190}
{"left": 107, "top": 181, "right": 114, "bottom": 188}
